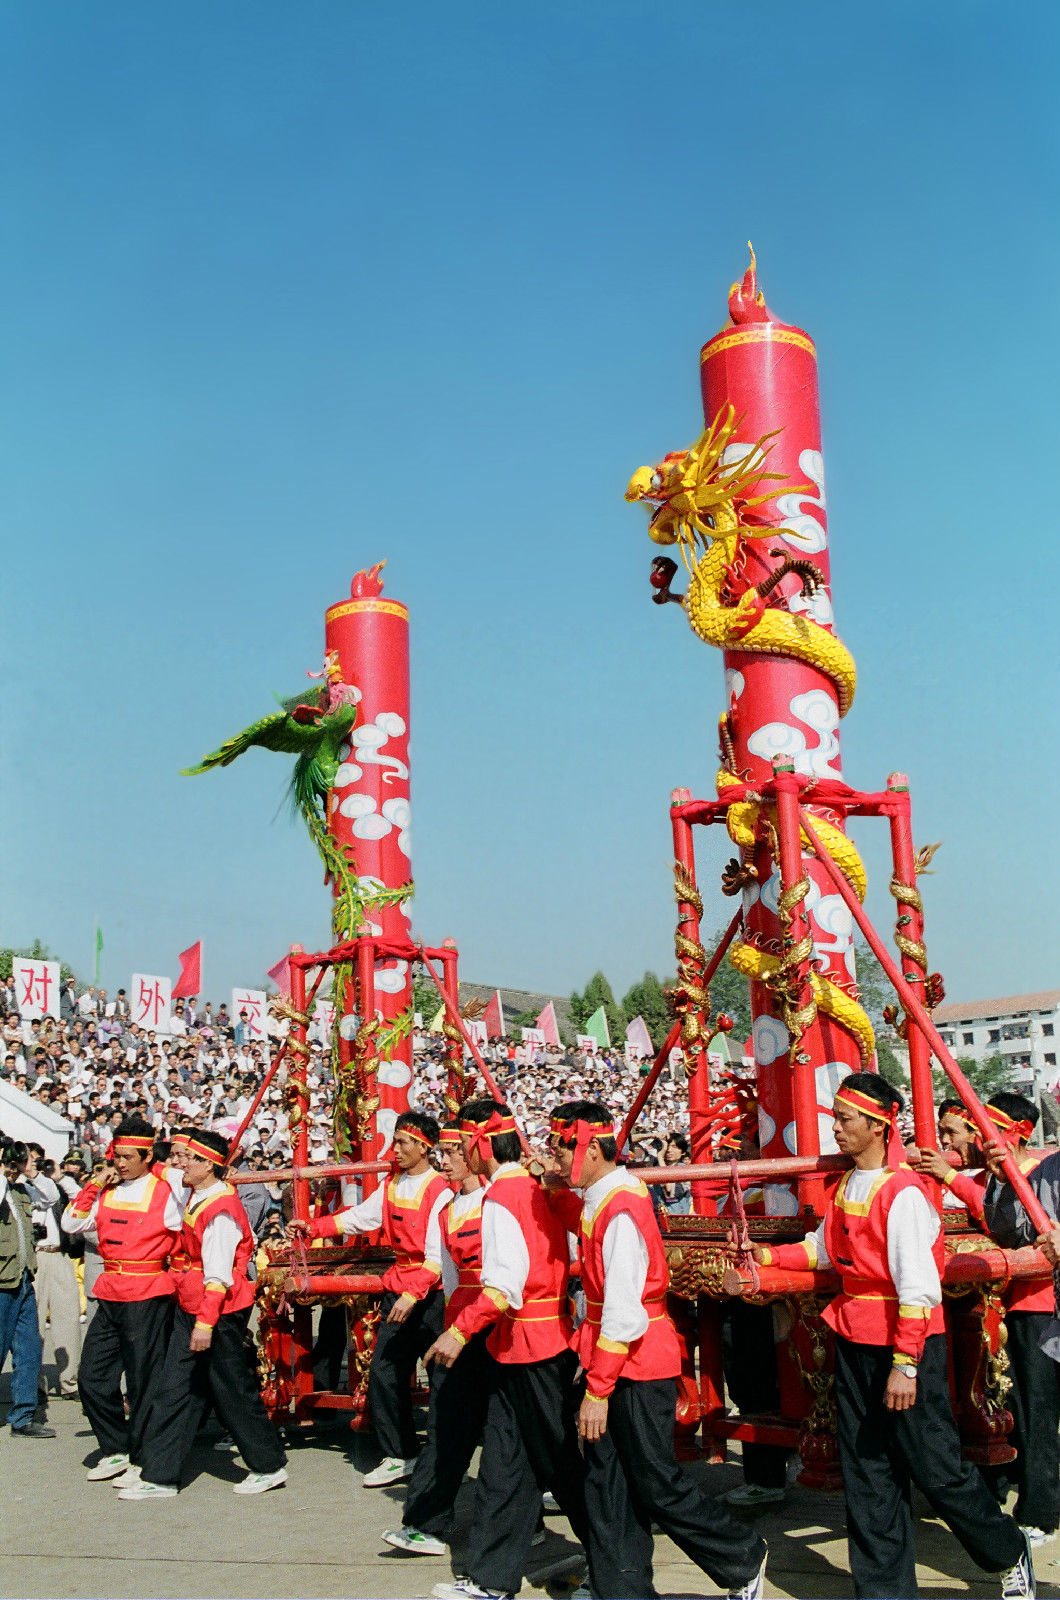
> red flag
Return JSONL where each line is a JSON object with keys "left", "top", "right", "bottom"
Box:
{"left": 172, "top": 941, "right": 202, "bottom": 999}
{"left": 482, "top": 990, "right": 505, "bottom": 1040}
{"left": 266, "top": 955, "right": 291, "bottom": 996}
{"left": 536, "top": 1000, "right": 560, "bottom": 1048}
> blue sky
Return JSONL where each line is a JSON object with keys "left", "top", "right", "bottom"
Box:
{"left": 2, "top": 2, "right": 1057, "bottom": 1009}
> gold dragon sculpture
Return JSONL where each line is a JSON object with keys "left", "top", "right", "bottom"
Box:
{"left": 626, "top": 404, "right": 875, "bottom": 1065}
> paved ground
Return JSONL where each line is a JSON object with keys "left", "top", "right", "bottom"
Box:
{"left": 3, "top": 1390, "right": 1060, "bottom": 1600}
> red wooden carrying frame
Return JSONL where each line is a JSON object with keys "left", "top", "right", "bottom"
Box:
{"left": 638, "top": 758, "right": 1050, "bottom": 1232}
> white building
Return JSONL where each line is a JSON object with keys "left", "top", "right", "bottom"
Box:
{"left": 0, "top": 1079, "right": 76, "bottom": 1162}
{"left": 934, "top": 989, "right": 1060, "bottom": 1087}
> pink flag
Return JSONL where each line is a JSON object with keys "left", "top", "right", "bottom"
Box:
{"left": 483, "top": 990, "right": 505, "bottom": 1040}
{"left": 267, "top": 955, "right": 291, "bottom": 996}
{"left": 536, "top": 1000, "right": 561, "bottom": 1047}
{"left": 625, "top": 1015, "right": 653, "bottom": 1059}
{"left": 172, "top": 941, "right": 202, "bottom": 999}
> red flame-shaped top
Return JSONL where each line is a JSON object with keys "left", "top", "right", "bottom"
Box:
{"left": 350, "top": 561, "right": 386, "bottom": 598}
{"left": 727, "top": 243, "right": 777, "bottom": 325}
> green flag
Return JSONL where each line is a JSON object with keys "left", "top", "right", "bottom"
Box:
{"left": 584, "top": 1005, "right": 610, "bottom": 1048}
{"left": 94, "top": 924, "right": 104, "bottom": 984}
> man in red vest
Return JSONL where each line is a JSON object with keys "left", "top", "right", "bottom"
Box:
{"left": 119, "top": 1128, "right": 287, "bottom": 1500}
{"left": 287, "top": 1109, "right": 449, "bottom": 1489}
{"left": 426, "top": 1098, "right": 591, "bottom": 1600}
{"left": 980, "top": 1093, "right": 1060, "bottom": 1546}
{"left": 62, "top": 1115, "right": 182, "bottom": 1486}
{"left": 547, "top": 1100, "right": 768, "bottom": 1600}
{"left": 384, "top": 1120, "right": 489, "bottom": 1555}
{"left": 755, "top": 1073, "right": 1032, "bottom": 1600}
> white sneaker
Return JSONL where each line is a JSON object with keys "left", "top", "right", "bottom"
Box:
{"left": 117, "top": 1480, "right": 178, "bottom": 1500}
{"left": 1022, "top": 1527, "right": 1056, "bottom": 1548}
{"left": 723, "top": 1483, "right": 787, "bottom": 1508}
{"left": 382, "top": 1526, "right": 446, "bottom": 1555}
{"left": 1001, "top": 1533, "right": 1036, "bottom": 1600}
{"left": 728, "top": 1552, "right": 767, "bottom": 1600}
{"left": 112, "top": 1465, "right": 142, "bottom": 1489}
{"left": 213, "top": 1434, "right": 238, "bottom": 1452}
{"left": 233, "top": 1468, "right": 288, "bottom": 1495}
{"left": 86, "top": 1453, "right": 129, "bottom": 1482}
{"left": 431, "top": 1582, "right": 513, "bottom": 1600}
{"left": 363, "top": 1455, "right": 414, "bottom": 1488}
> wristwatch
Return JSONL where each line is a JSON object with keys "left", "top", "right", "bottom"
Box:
{"left": 893, "top": 1360, "right": 918, "bottom": 1378}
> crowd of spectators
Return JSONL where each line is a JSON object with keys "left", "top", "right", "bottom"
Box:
{"left": 0, "top": 974, "right": 696, "bottom": 1219}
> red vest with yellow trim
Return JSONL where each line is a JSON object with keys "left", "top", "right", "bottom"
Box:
{"left": 1005, "top": 1151, "right": 1054, "bottom": 1313}
{"left": 484, "top": 1167, "right": 573, "bottom": 1364}
{"left": 822, "top": 1167, "right": 945, "bottom": 1346}
{"left": 176, "top": 1184, "right": 256, "bottom": 1319}
{"left": 575, "top": 1178, "right": 681, "bottom": 1384}
{"left": 94, "top": 1174, "right": 178, "bottom": 1303}
{"left": 440, "top": 1190, "right": 484, "bottom": 1328}
{"left": 381, "top": 1170, "right": 449, "bottom": 1299}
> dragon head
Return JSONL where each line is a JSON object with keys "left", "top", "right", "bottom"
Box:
{"left": 626, "top": 404, "right": 805, "bottom": 568}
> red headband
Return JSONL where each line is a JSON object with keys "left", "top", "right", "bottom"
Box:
{"left": 170, "top": 1132, "right": 192, "bottom": 1147}
{"left": 184, "top": 1135, "right": 224, "bottom": 1163}
{"left": 985, "top": 1104, "right": 1033, "bottom": 1150}
{"left": 398, "top": 1125, "right": 435, "bottom": 1149}
{"left": 112, "top": 1135, "right": 154, "bottom": 1153}
{"left": 834, "top": 1088, "right": 904, "bottom": 1170}
{"left": 550, "top": 1115, "right": 614, "bottom": 1186}
{"left": 460, "top": 1111, "right": 517, "bottom": 1164}
{"left": 438, "top": 1128, "right": 462, "bottom": 1147}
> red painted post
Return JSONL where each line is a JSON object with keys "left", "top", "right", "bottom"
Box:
{"left": 671, "top": 804, "right": 713, "bottom": 1211}
{"left": 438, "top": 942, "right": 465, "bottom": 1113}
{"left": 885, "top": 773, "right": 936, "bottom": 1150}
{"left": 289, "top": 955, "right": 311, "bottom": 1223}
{"left": 772, "top": 759, "right": 823, "bottom": 1213}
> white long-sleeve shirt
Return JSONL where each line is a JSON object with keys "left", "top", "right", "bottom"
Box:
{"left": 333, "top": 1168, "right": 448, "bottom": 1274}
{"left": 62, "top": 1171, "right": 185, "bottom": 1239}
{"left": 440, "top": 1187, "right": 484, "bottom": 1300}
{"left": 581, "top": 1168, "right": 652, "bottom": 1345}
{"left": 807, "top": 1166, "right": 941, "bottom": 1311}
{"left": 479, "top": 1163, "right": 531, "bottom": 1310}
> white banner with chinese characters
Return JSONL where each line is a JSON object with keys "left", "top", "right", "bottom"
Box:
{"left": 576, "top": 1033, "right": 599, "bottom": 1056}
{"left": 13, "top": 959, "right": 61, "bottom": 1020}
{"left": 311, "top": 999, "right": 336, "bottom": 1044}
{"left": 465, "top": 1019, "right": 488, "bottom": 1052}
{"left": 131, "top": 973, "right": 172, "bottom": 1032}
{"left": 521, "top": 1028, "right": 546, "bottom": 1052}
{"left": 232, "top": 987, "right": 267, "bottom": 1041}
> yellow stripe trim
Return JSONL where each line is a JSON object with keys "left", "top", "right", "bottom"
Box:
{"left": 834, "top": 1169, "right": 895, "bottom": 1217}
{"left": 700, "top": 325, "right": 816, "bottom": 362}
{"left": 596, "top": 1337, "right": 628, "bottom": 1355}
{"left": 898, "top": 1304, "right": 932, "bottom": 1319}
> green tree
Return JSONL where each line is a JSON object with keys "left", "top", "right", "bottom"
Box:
{"left": 702, "top": 931, "right": 752, "bottom": 1042}
{"left": 569, "top": 972, "right": 625, "bottom": 1046}
{"left": 851, "top": 940, "right": 902, "bottom": 1077}
{"left": 932, "top": 1053, "right": 1013, "bottom": 1106}
{"left": 0, "top": 940, "right": 76, "bottom": 985}
{"left": 411, "top": 973, "right": 442, "bottom": 1025}
{"left": 621, "top": 971, "right": 672, "bottom": 1050}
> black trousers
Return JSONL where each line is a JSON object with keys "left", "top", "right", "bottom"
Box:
{"left": 139, "top": 1306, "right": 286, "bottom": 1487}
{"left": 466, "top": 1349, "right": 591, "bottom": 1597}
{"left": 78, "top": 1295, "right": 174, "bottom": 1462}
{"left": 1004, "top": 1310, "right": 1060, "bottom": 1532}
{"left": 403, "top": 1327, "right": 491, "bottom": 1535}
{"left": 723, "top": 1299, "right": 788, "bottom": 1489}
{"left": 312, "top": 1303, "right": 348, "bottom": 1392}
{"left": 585, "top": 1376, "right": 766, "bottom": 1599}
{"left": 368, "top": 1289, "right": 443, "bottom": 1460}
{"left": 835, "top": 1333, "right": 1024, "bottom": 1598}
